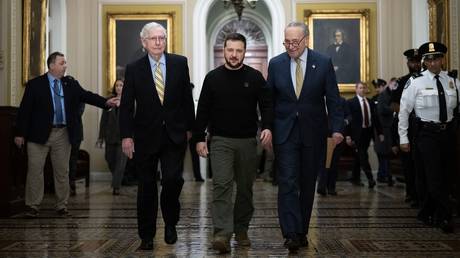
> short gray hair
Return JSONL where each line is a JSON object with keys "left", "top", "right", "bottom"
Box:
{"left": 140, "top": 22, "right": 167, "bottom": 39}
{"left": 286, "top": 22, "right": 309, "bottom": 37}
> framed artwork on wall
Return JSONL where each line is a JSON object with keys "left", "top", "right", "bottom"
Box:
{"left": 102, "top": 4, "right": 183, "bottom": 93}
{"left": 304, "top": 9, "right": 370, "bottom": 92}
{"left": 428, "top": 0, "right": 450, "bottom": 69}
{"left": 22, "top": 0, "right": 47, "bottom": 85}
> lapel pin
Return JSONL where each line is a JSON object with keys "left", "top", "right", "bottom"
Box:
{"left": 312, "top": 65, "right": 316, "bottom": 69}
{"left": 244, "top": 82, "right": 249, "bottom": 88}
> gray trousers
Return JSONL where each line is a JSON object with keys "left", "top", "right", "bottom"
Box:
{"left": 105, "top": 143, "right": 127, "bottom": 188}
{"left": 26, "top": 128, "right": 71, "bottom": 210}
{"left": 210, "top": 136, "right": 257, "bottom": 237}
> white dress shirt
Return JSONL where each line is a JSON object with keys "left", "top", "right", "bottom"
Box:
{"left": 398, "top": 69, "right": 459, "bottom": 144}
{"left": 290, "top": 49, "right": 308, "bottom": 93}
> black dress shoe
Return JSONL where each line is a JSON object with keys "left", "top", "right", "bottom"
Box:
{"left": 317, "top": 188, "right": 327, "bottom": 196}
{"left": 138, "top": 239, "right": 153, "bottom": 250}
{"left": 165, "top": 225, "right": 177, "bottom": 244}
{"left": 439, "top": 219, "right": 455, "bottom": 234}
{"left": 368, "top": 179, "right": 376, "bottom": 189}
{"left": 284, "top": 233, "right": 300, "bottom": 252}
{"left": 297, "top": 234, "right": 309, "bottom": 247}
{"left": 417, "top": 214, "right": 433, "bottom": 226}
{"left": 328, "top": 190, "right": 338, "bottom": 196}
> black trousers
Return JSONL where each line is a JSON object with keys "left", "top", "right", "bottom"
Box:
{"left": 414, "top": 123, "right": 456, "bottom": 222}
{"left": 135, "top": 128, "right": 187, "bottom": 240}
{"left": 400, "top": 151, "right": 417, "bottom": 199}
{"left": 351, "top": 128, "right": 374, "bottom": 182}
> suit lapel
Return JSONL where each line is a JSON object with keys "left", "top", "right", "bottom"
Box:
{"left": 164, "top": 53, "right": 174, "bottom": 104}
{"left": 140, "top": 55, "right": 156, "bottom": 98}
{"left": 43, "top": 73, "right": 56, "bottom": 119}
{"left": 301, "top": 49, "right": 316, "bottom": 98}
{"left": 281, "top": 53, "right": 297, "bottom": 100}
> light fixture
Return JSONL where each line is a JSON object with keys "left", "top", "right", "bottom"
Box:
{"left": 223, "top": 0, "right": 258, "bottom": 21}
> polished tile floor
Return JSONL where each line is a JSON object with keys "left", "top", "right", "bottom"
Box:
{"left": 0, "top": 179, "right": 459, "bottom": 257}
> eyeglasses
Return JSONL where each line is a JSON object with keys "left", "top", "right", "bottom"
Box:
{"left": 283, "top": 35, "right": 306, "bottom": 48}
{"left": 144, "top": 36, "right": 166, "bottom": 42}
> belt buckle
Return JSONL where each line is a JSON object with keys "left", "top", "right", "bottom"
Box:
{"left": 439, "top": 124, "right": 447, "bottom": 130}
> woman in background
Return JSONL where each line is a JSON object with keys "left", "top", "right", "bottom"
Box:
{"left": 97, "top": 79, "right": 127, "bottom": 195}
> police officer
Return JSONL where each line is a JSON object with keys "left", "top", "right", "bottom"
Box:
{"left": 398, "top": 42, "right": 457, "bottom": 233}
{"left": 391, "top": 48, "right": 422, "bottom": 207}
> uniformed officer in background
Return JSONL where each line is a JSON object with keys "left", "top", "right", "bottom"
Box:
{"left": 398, "top": 42, "right": 458, "bottom": 234}
{"left": 391, "top": 49, "right": 422, "bottom": 207}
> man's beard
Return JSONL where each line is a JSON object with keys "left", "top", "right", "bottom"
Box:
{"left": 225, "top": 56, "right": 244, "bottom": 69}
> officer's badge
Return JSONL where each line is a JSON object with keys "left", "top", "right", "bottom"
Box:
{"left": 404, "top": 80, "right": 411, "bottom": 89}
{"left": 449, "top": 81, "right": 454, "bottom": 89}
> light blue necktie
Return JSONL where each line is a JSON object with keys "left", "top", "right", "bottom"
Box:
{"left": 53, "top": 79, "right": 64, "bottom": 124}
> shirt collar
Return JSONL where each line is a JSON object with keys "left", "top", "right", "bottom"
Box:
{"left": 292, "top": 48, "right": 308, "bottom": 63}
{"left": 47, "top": 73, "right": 58, "bottom": 83}
{"left": 425, "top": 69, "right": 446, "bottom": 81}
{"left": 357, "top": 95, "right": 366, "bottom": 101}
{"left": 148, "top": 53, "right": 166, "bottom": 67}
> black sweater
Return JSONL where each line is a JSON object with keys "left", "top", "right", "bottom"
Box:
{"left": 193, "top": 65, "right": 273, "bottom": 142}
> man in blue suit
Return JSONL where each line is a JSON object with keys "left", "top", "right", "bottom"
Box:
{"left": 267, "top": 22, "right": 344, "bottom": 252}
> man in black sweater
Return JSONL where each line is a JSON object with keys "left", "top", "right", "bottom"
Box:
{"left": 193, "top": 33, "right": 273, "bottom": 254}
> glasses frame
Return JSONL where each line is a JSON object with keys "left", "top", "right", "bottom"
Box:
{"left": 283, "top": 35, "right": 307, "bottom": 48}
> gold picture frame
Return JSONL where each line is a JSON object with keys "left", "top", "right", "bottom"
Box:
{"left": 22, "top": 0, "right": 47, "bottom": 85}
{"left": 304, "top": 9, "right": 370, "bottom": 92}
{"left": 106, "top": 13, "right": 174, "bottom": 92}
{"left": 428, "top": 0, "right": 450, "bottom": 69}
{"left": 102, "top": 4, "right": 183, "bottom": 93}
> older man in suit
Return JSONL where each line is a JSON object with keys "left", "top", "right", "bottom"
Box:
{"left": 14, "top": 51, "right": 116, "bottom": 218}
{"left": 119, "top": 22, "right": 194, "bottom": 250}
{"left": 267, "top": 22, "right": 344, "bottom": 252}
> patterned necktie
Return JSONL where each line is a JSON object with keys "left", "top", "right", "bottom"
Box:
{"left": 363, "top": 98, "right": 370, "bottom": 128}
{"left": 53, "top": 79, "right": 64, "bottom": 124}
{"left": 154, "top": 63, "right": 165, "bottom": 104}
{"left": 295, "top": 58, "right": 304, "bottom": 98}
{"left": 435, "top": 74, "right": 447, "bottom": 122}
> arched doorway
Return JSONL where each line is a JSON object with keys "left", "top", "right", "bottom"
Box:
{"left": 192, "top": 0, "right": 286, "bottom": 97}
{"left": 213, "top": 19, "right": 268, "bottom": 78}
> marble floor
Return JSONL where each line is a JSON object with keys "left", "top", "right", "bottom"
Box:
{"left": 0, "top": 179, "right": 459, "bottom": 257}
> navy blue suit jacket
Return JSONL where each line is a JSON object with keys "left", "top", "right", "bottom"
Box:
{"left": 16, "top": 73, "right": 108, "bottom": 145}
{"left": 267, "top": 49, "right": 343, "bottom": 147}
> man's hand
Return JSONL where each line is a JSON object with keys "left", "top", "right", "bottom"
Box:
{"left": 186, "top": 131, "right": 192, "bottom": 141}
{"left": 14, "top": 137, "right": 24, "bottom": 148}
{"left": 196, "top": 142, "right": 208, "bottom": 158}
{"left": 379, "top": 134, "right": 385, "bottom": 142}
{"left": 392, "top": 146, "right": 399, "bottom": 155}
{"left": 106, "top": 97, "right": 119, "bottom": 107}
{"left": 400, "top": 143, "right": 410, "bottom": 153}
{"left": 332, "top": 132, "right": 344, "bottom": 145}
{"left": 122, "top": 138, "right": 135, "bottom": 159}
{"left": 260, "top": 129, "right": 272, "bottom": 149}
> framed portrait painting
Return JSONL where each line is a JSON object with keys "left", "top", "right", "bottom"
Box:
{"left": 106, "top": 13, "right": 173, "bottom": 91}
{"left": 304, "top": 9, "right": 370, "bottom": 92}
{"left": 22, "top": 0, "right": 48, "bottom": 85}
